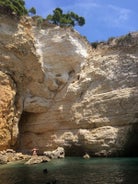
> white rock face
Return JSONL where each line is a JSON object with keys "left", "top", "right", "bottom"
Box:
{"left": 0, "top": 15, "right": 138, "bottom": 156}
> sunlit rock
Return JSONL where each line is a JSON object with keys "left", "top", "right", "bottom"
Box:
{"left": 0, "top": 15, "right": 138, "bottom": 156}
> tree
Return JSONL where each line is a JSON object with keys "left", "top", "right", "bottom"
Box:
{"left": 0, "top": 0, "right": 28, "bottom": 17}
{"left": 0, "top": 0, "right": 37, "bottom": 17}
{"left": 46, "top": 8, "right": 85, "bottom": 27}
{"left": 28, "top": 7, "right": 36, "bottom": 16}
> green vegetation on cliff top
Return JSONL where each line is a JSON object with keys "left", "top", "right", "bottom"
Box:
{"left": 0, "top": 0, "right": 28, "bottom": 16}
{"left": 0, "top": 0, "right": 85, "bottom": 28}
{"left": 46, "top": 7, "right": 85, "bottom": 27}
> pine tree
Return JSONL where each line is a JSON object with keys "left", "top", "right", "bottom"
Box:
{"left": 28, "top": 7, "right": 36, "bottom": 16}
{"left": 46, "top": 8, "right": 85, "bottom": 27}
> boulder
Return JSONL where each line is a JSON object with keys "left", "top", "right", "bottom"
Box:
{"left": 83, "top": 153, "right": 90, "bottom": 159}
{"left": 0, "top": 155, "right": 7, "bottom": 164}
{"left": 44, "top": 147, "right": 65, "bottom": 159}
{"left": 6, "top": 149, "right": 16, "bottom": 153}
{"left": 25, "top": 156, "right": 50, "bottom": 165}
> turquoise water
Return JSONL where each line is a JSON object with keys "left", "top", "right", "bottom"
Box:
{"left": 0, "top": 157, "right": 138, "bottom": 184}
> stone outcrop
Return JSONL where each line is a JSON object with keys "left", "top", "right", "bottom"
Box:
{"left": 0, "top": 149, "right": 31, "bottom": 164}
{"left": 25, "top": 155, "right": 50, "bottom": 165}
{"left": 44, "top": 147, "right": 65, "bottom": 159}
{"left": 0, "top": 14, "right": 138, "bottom": 156}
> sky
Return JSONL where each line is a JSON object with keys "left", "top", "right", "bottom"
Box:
{"left": 25, "top": 0, "right": 138, "bottom": 42}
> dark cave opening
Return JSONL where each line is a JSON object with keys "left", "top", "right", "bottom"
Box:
{"left": 16, "top": 111, "right": 32, "bottom": 153}
{"left": 123, "top": 124, "right": 138, "bottom": 157}
{"left": 18, "top": 111, "right": 28, "bottom": 133}
{"left": 65, "top": 144, "right": 86, "bottom": 157}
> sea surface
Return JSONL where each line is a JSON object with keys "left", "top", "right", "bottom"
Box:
{"left": 0, "top": 157, "right": 138, "bottom": 184}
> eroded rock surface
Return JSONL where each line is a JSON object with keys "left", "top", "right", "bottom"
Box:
{"left": 0, "top": 149, "right": 31, "bottom": 164}
{"left": 0, "top": 15, "right": 138, "bottom": 156}
{"left": 44, "top": 147, "right": 65, "bottom": 159}
{"left": 0, "top": 71, "right": 17, "bottom": 150}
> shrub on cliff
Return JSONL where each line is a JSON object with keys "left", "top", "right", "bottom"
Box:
{"left": 91, "top": 41, "right": 99, "bottom": 49}
{"left": 116, "top": 33, "right": 132, "bottom": 46}
{"left": 28, "top": 7, "right": 36, "bottom": 16}
{"left": 46, "top": 8, "right": 85, "bottom": 27}
{"left": 0, "top": 0, "right": 28, "bottom": 17}
{"left": 0, "top": 0, "right": 37, "bottom": 18}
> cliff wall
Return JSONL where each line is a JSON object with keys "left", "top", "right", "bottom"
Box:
{"left": 0, "top": 15, "right": 138, "bottom": 156}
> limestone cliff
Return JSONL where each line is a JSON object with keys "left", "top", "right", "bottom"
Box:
{"left": 0, "top": 15, "right": 138, "bottom": 156}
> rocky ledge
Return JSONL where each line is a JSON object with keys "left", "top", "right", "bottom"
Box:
{"left": 0, "top": 147, "right": 65, "bottom": 165}
{"left": 0, "top": 149, "right": 31, "bottom": 164}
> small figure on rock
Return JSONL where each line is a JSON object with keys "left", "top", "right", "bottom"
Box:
{"left": 32, "top": 147, "right": 39, "bottom": 156}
